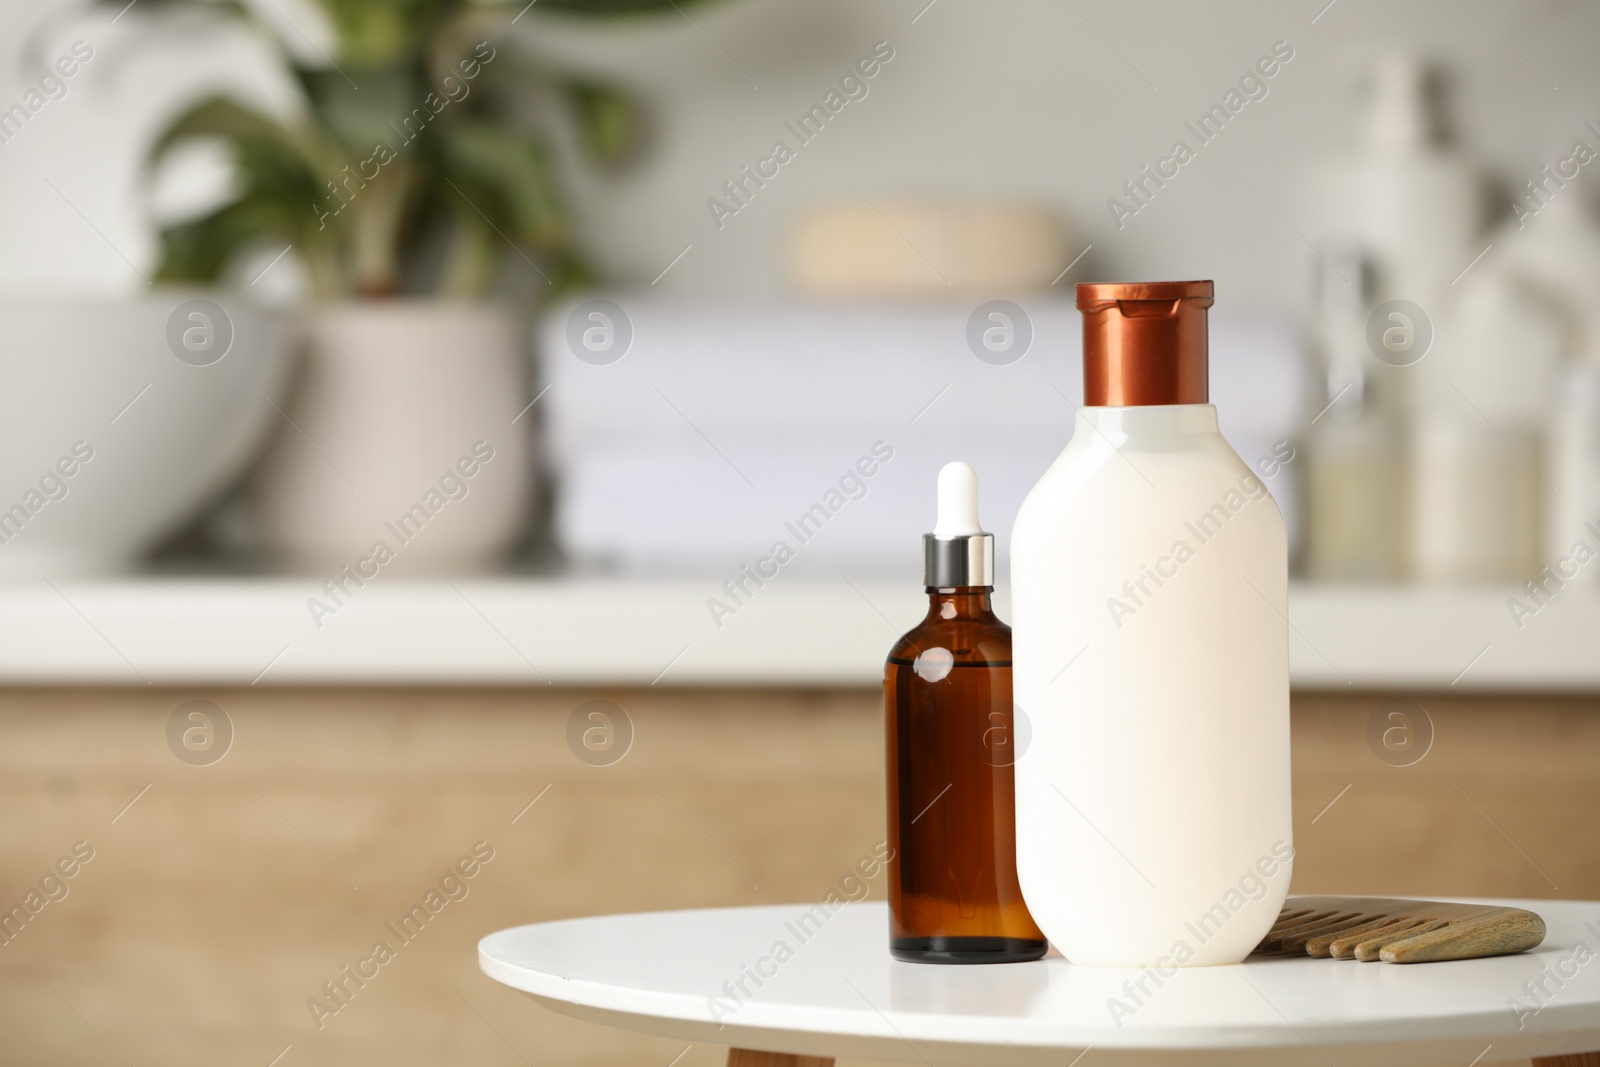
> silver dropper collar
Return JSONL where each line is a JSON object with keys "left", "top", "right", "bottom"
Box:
{"left": 923, "top": 461, "right": 995, "bottom": 587}
{"left": 924, "top": 532, "right": 994, "bottom": 588}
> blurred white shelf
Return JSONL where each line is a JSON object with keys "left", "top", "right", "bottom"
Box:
{"left": 0, "top": 579, "right": 1593, "bottom": 691}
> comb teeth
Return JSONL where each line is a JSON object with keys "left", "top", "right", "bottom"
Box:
{"left": 1255, "top": 897, "right": 1546, "bottom": 965}
{"left": 1261, "top": 909, "right": 1339, "bottom": 943}
{"left": 1353, "top": 918, "right": 1451, "bottom": 961}
{"left": 1305, "top": 915, "right": 1410, "bottom": 956}
{"left": 1258, "top": 911, "right": 1355, "bottom": 953}
{"left": 1279, "top": 913, "right": 1393, "bottom": 955}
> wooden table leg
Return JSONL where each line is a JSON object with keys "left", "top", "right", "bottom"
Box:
{"left": 1534, "top": 1055, "right": 1600, "bottom": 1067}
{"left": 727, "top": 1049, "right": 834, "bottom": 1067}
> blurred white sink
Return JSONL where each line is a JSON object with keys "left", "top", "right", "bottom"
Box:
{"left": 0, "top": 292, "right": 292, "bottom": 575}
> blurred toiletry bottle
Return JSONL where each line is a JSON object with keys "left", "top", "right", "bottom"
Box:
{"left": 1500, "top": 194, "right": 1600, "bottom": 579}
{"left": 1410, "top": 180, "right": 1600, "bottom": 583}
{"left": 885, "top": 462, "right": 1046, "bottom": 964}
{"left": 1408, "top": 181, "right": 1600, "bottom": 584}
{"left": 1303, "top": 247, "right": 1408, "bottom": 581}
{"left": 1412, "top": 262, "right": 1559, "bottom": 582}
{"left": 1312, "top": 51, "right": 1483, "bottom": 419}
{"left": 1550, "top": 355, "right": 1600, "bottom": 584}
{"left": 1011, "top": 282, "right": 1292, "bottom": 967}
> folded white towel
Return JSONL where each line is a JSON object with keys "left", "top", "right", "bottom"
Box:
{"left": 540, "top": 296, "right": 1305, "bottom": 576}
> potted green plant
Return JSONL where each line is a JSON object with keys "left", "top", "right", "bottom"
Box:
{"left": 109, "top": 0, "right": 680, "bottom": 573}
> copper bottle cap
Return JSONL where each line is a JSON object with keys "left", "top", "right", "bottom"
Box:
{"left": 1077, "top": 280, "right": 1212, "bottom": 406}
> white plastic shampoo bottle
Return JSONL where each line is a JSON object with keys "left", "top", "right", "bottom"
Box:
{"left": 1011, "top": 281, "right": 1293, "bottom": 967}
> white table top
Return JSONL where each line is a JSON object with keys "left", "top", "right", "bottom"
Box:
{"left": 479, "top": 900, "right": 1600, "bottom": 1067}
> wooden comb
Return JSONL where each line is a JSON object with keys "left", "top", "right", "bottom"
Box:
{"left": 1255, "top": 895, "right": 1546, "bottom": 963}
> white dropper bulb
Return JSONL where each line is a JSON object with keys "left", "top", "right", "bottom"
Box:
{"left": 934, "top": 461, "right": 984, "bottom": 537}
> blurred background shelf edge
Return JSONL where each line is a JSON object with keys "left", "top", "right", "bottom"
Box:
{"left": 0, "top": 578, "right": 1589, "bottom": 691}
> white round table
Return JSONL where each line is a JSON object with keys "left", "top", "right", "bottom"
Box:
{"left": 480, "top": 899, "right": 1600, "bottom": 1067}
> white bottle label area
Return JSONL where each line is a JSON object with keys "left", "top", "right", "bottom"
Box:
{"left": 1011, "top": 404, "right": 1293, "bottom": 967}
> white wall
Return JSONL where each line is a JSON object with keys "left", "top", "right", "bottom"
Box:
{"left": 0, "top": 0, "right": 1595, "bottom": 310}
{"left": 519, "top": 0, "right": 1600, "bottom": 311}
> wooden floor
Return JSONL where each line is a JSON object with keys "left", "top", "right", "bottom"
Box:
{"left": 0, "top": 686, "right": 1595, "bottom": 1067}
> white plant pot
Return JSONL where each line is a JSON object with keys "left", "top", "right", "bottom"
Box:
{"left": 255, "top": 301, "right": 533, "bottom": 574}
{"left": 0, "top": 292, "right": 292, "bottom": 576}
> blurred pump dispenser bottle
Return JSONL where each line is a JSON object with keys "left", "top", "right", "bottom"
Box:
{"left": 884, "top": 462, "right": 1046, "bottom": 964}
{"left": 1310, "top": 50, "right": 1493, "bottom": 582}
{"left": 1315, "top": 51, "right": 1481, "bottom": 350}
{"left": 1308, "top": 50, "right": 1600, "bottom": 586}
{"left": 1304, "top": 51, "right": 1476, "bottom": 581}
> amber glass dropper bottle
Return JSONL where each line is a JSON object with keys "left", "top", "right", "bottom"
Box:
{"left": 884, "top": 462, "right": 1046, "bottom": 964}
